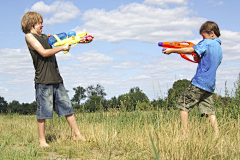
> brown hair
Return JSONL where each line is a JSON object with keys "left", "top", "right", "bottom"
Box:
{"left": 200, "top": 21, "right": 221, "bottom": 37}
{"left": 21, "top": 12, "right": 43, "bottom": 34}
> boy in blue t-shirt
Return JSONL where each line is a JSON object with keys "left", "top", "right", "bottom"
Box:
{"left": 163, "top": 21, "right": 222, "bottom": 137}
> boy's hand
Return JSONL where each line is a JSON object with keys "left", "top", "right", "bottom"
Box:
{"left": 86, "top": 35, "right": 94, "bottom": 42}
{"left": 47, "top": 34, "right": 52, "bottom": 37}
{"left": 62, "top": 44, "right": 71, "bottom": 51}
{"left": 162, "top": 48, "right": 172, "bottom": 55}
{"left": 80, "top": 35, "right": 94, "bottom": 43}
{"left": 193, "top": 55, "right": 199, "bottom": 61}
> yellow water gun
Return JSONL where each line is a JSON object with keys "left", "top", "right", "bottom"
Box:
{"left": 48, "top": 31, "right": 93, "bottom": 53}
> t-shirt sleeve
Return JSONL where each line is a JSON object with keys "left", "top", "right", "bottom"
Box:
{"left": 192, "top": 39, "right": 207, "bottom": 56}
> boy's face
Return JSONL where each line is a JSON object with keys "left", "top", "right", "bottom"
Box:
{"left": 200, "top": 31, "right": 215, "bottom": 40}
{"left": 32, "top": 20, "right": 43, "bottom": 35}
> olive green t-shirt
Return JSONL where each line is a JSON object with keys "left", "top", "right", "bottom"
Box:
{"left": 27, "top": 33, "right": 63, "bottom": 84}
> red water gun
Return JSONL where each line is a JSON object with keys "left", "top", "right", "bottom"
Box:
{"left": 158, "top": 41, "right": 199, "bottom": 63}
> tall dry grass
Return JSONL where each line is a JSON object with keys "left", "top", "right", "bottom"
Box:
{"left": 0, "top": 107, "right": 239, "bottom": 159}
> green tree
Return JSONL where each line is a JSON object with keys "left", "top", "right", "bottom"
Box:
{"left": 129, "top": 86, "right": 141, "bottom": 93}
{"left": 84, "top": 95, "right": 102, "bottom": 112}
{"left": 29, "top": 101, "right": 37, "bottom": 114}
{"left": 167, "top": 79, "right": 191, "bottom": 108}
{"left": 151, "top": 98, "right": 165, "bottom": 110}
{"left": 71, "top": 86, "right": 86, "bottom": 104}
{"left": 86, "top": 84, "right": 106, "bottom": 98}
{"left": 21, "top": 101, "right": 37, "bottom": 115}
{"left": 110, "top": 96, "right": 118, "bottom": 109}
{"left": 0, "top": 96, "right": 8, "bottom": 113}
{"left": 118, "top": 87, "right": 150, "bottom": 111}
{"left": 8, "top": 100, "right": 21, "bottom": 113}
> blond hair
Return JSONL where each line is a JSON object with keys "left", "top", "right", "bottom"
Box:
{"left": 21, "top": 12, "right": 43, "bottom": 34}
{"left": 200, "top": 21, "right": 221, "bottom": 37}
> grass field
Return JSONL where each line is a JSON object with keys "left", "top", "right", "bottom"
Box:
{"left": 0, "top": 106, "right": 239, "bottom": 160}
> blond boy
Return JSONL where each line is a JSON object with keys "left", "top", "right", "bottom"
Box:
{"left": 21, "top": 12, "right": 93, "bottom": 147}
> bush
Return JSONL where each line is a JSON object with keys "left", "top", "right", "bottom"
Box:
{"left": 136, "top": 102, "right": 151, "bottom": 111}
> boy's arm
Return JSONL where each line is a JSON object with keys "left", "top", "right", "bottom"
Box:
{"left": 25, "top": 34, "right": 71, "bottom": 57}
{"left": 163, "top": 47, "right": 195, "bottom": 55}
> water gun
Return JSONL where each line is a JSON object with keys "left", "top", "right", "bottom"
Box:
{"left": 158, "top": 41, "right": 199, "bottom": 63}
{"left": 48, "top": 31, "right": 93, "bottom": 53}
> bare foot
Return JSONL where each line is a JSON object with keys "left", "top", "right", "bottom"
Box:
{"left": 39, "top": 141, "right": 50, "bottom": 147}
{"left": 73, "top": 132, "right": 86, "bottom": 141}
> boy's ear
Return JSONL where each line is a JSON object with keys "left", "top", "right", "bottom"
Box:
{"left": 211, "top": 31, "right": 216, "bottom": 37}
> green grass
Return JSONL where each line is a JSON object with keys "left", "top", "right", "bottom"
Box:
{"left": 0, "top": 107, "right": 239, "bottom": 159}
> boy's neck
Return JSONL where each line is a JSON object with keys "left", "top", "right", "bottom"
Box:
{"left": 30, "top": 27, "right": 41, "bottom": 35}
{"left": 211, "top": 34, "right": 218, "bottom": 39}
{"left": 30, "top": 30, "right": 39, "bottom": 35}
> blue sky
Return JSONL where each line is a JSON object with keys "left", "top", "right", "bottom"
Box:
{"left": 0, "top": 0, "right": 239, "bottom": 103}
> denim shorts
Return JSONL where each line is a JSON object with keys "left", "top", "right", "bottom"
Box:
{"left": 35, "top": 83, "right": 73, "bottom": 119}
{"left": 176, "top": 84, "right": 215, "bottom": 116}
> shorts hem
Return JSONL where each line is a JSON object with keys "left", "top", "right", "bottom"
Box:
{"left": 200, "top": 112, "right": 215, "bottom": 117}
{"left": 37, "top": 117, "right": 53, "bottom": 119}
{"left": 176, "top": 105, "right": 189, "bottom": 113}
{"left": 58, "top": 112, "right": 74, "bottom": 117}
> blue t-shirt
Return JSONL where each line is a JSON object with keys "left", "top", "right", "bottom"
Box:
{"left": 191, "top": 38, "right": 222, "bottom": 93}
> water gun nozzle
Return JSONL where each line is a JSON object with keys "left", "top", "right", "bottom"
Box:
{"left": 158, "top": 42, "right": 163, "bottom": 46}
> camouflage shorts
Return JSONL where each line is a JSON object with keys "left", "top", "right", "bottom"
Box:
{"left": 176, "top": 84, "right": 215, "bottom": 116}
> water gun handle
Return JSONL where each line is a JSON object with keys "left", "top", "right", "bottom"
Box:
{"left": 63, "top": 43, "right": 73, "bottom": 54}
{"left": 180, "top": 53, "right": 199, "bottom": 63}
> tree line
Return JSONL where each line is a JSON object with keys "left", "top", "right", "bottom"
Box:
{"left": 0, "top": 76, "right": 239, "bottom": 117}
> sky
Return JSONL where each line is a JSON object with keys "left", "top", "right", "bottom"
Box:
{"left": 0, "top": 0, "right": 240, "bottom": 103}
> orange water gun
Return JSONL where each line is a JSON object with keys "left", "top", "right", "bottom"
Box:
{"left": 158, "top": 41, "right": 199, "bottom": 63}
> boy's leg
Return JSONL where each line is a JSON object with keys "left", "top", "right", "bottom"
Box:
{"left": 198, "top": 92, "right": 219, "bottom": 137}
{"left": 65, "top": 114, "right": 86, "bottom": 141}
{"left": 37, "top": 119, "right": 50, "bottom": 147}
{"left": 176, "top": 84, "right": 200, "bottom": 132}
{"left": 36, "top": 83, "right": 54, "bottom": 147}
{"left": 207, "top": 114, "right": 219, "bottom": 137}
{"left": 180, "top": 109, "right": 189, "bottom": 132}
{"left": 54, "top": 83, "right": 85, "bottom": 141}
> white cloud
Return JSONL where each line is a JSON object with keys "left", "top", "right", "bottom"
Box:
{"left": 74, "top": 3, "right": 206, "bottom": 43}
{"left": 25, "top": 1, "right": 81, "bottom": 25}
{"left": 142, "top": 55, "right": 197, "bottom": 77}
{"left": 220, "top": 30, "right": 240, "bottom": 61}
{"left": 112, "top": 60, "right": 141, "bottom": 69}
{"left": 0, "top": 87, "right": 9, "bottom": 92}
{"left": 55, "top": 52, "right": 75, "bottom": 61}
{"left": 144, "top": 0, "right": 188, "bottom": 7}
{"left": 207, "top": 0, "right": 224, "bottom": 6}
{"left": 25, "top": 1, "right": 53, "bottom": 14}
{"left": 76, "top": 50, "right": 114, "bottom": 68}
{"left": 0, "top": 48, "right": 36, "bottom": 102}
{"left": 113, "top": 49, "right": 138, "bottom": 55}
{"left": 0, "top": 48, "right": 34, "bottom": 76}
